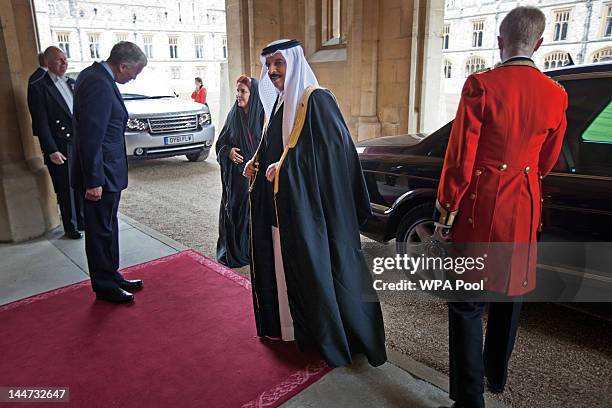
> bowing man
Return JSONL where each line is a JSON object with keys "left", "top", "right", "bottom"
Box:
{"left": 72, "top": 42, "right": 147, "bottom": 304}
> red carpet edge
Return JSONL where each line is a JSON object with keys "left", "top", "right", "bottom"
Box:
{"left": 1, "top": 249, "right": 331, "bottom": 408}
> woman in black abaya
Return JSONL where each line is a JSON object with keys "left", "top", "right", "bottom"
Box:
{"left": 216, "top": 76, "right": 264, "bottom": 267}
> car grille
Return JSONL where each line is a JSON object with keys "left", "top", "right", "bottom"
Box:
{"left": 148, "top": 114, "right": 198, "bottom": 134}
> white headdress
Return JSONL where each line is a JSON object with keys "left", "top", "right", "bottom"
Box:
{"left": 259, "top": 39, "right": 319, "bottom": 147}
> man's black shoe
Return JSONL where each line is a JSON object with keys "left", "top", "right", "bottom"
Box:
{"left": 117, "top": 279, "right": 143, "bottom": 291}
{"left": 95, "top": 288, "right": 134, "bottom": 304}
{"left": 64, "top": 230, "right": 83, "bottom": 239}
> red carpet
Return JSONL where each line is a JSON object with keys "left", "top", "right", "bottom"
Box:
{"left": 0, "top": 250, "right": 330, "bottom": 407}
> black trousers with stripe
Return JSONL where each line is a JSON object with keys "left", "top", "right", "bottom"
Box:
{"left": 448, "top": 300, "right": 522, "bottom": 407}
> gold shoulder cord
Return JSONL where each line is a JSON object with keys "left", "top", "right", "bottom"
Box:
{"left": 273, "top": 86, "right": 319, "bottom": 195}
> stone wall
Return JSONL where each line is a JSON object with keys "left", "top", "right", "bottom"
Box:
{"left": 225, "top": 0, "right": 446, "bottom": 140}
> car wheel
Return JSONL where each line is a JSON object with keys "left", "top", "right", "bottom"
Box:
{"left": 186, "top": 149, "right": 209, "bottom": 162}
{"left": 395, "top": 202, "right": 446, "bottom": 281}
{"left": 395, "top": 203, "right": 435, "bottom": 252}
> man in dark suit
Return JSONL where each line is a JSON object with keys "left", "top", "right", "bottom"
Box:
{"left": 72, "top": 42, "right": 147, "bottom": 303}
{"left": 27, "top": 47, "right": 83, "bottom": 239}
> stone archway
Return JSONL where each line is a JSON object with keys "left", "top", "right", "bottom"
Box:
{"left": 225, "top": 0, "right": 445, "bottom": 141}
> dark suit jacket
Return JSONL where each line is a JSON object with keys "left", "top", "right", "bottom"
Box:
{"left": 28, "top": 67, "right": 46, "bottom": 84}
{"left": 27, "top": 67, "right": 47, "bottom": 143}
{"left": 27, "top": 71, "right": 75, "bottom": 158}
{"left": 71, "top": 62, "right": 129, "bottom": 192}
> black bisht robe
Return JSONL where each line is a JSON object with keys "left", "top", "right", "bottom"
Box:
{"left": 249, "top": 102, "right": 285, "bottom": 339}
{"left": 272, "top": 89, "right": 387, "bottom": 367}
{"left": 216, "top": 78, "right": 264, "bottom": 268}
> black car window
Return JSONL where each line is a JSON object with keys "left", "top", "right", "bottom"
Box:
{"left": 581, "top": 100, "right": 612, "bottom": 143}
{"left": 558, "top": 77, "right": 612, "bottom": 177}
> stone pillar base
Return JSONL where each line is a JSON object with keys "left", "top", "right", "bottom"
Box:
{"left": 0, "top": 162, "right": 59, "bottom": 243}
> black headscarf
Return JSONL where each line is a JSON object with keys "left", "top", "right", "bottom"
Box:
{"left": 215, "top": 77, "right": 264, "bottom": 268}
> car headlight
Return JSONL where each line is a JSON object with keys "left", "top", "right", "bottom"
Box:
{"left": 127, "top": 118, "right": 149, "bottom": 132}
{"left": 199, "top": 112, "right": 212, "bottom": 126}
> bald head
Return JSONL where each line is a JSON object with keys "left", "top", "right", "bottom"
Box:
{"left": 44, "top": 46, "right": 68, "bottom": 77}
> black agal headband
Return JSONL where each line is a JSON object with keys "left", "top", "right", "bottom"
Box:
{"left": 260, "top": 39, "right": 302, "bottom": 56}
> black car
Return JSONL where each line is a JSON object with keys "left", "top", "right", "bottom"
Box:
{"left": 357, "top": 62, "right": 612, "bottom": 300}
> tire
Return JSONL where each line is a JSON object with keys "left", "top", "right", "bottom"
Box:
{"left": 395, "top": 202, "right": 436, "bottom": 253}
{"left": 395, "top": 202, "right": 445, "bottom": 281}
{"left": 186, "top": 149, "right": 209, "bottom": 162}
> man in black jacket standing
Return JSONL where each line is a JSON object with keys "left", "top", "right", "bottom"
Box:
{"left": 27, "top": 46, "right": 83, "bottom": 239}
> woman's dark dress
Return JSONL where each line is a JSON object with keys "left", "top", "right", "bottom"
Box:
{"left": 216, "top": 78, "right": 264, "bottom": 268}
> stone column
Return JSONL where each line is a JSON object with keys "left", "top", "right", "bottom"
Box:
{"left": 403, "top": 0, "right": 444, "bottom": 134}
{"left": 226, "top": 0, "right": 248, "bottom": 85}
{"left": 218, "top": 62, "right": 231, "bottom": 126}
{"left": 352, "top": 0, "right": 382, "bottom": 141}
{"left": 0, "top": 0, "right": 58, "bottom": 242}
{"left": 417, "top": 0, "right": 444, "bottom": 133}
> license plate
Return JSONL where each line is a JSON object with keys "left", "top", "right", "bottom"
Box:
{"left": 164, "top": 135, "right": 193, "bottom": 145}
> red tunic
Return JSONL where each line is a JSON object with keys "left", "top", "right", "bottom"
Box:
{"left": 191, "top": 87, "right": 207, "bottom": 104}
{"left": 436, "top": 60, "right": 567, "bottom": 296}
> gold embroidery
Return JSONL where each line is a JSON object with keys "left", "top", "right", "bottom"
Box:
{"left": 273, "top": 86, "right": 319, "bottom": 194}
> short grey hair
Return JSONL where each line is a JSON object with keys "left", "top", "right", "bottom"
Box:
{"left": 107, "top": 41, "right": 147, "bottom": 67}
{"left": 499, "top": 7, "right": 546, "bottom": 51}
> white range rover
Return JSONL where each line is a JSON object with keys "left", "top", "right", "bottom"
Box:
{"left": 116, "top": 69, "right": 215, "bottom": 162}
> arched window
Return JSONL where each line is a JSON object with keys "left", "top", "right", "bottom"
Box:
{"left": 543, "top": 51, "right": 571, "bottom": 69}
{"left": 592, "top": 47, "right": 612, "bottom": 63}
{"left": 443, "top": 59, "right": 452, "bottom": 78}
{"left": 465, "top": 56, "right": 486, "bottom": 77}
{"left": 472, "top": 20, "right": 484, "bottom": 48}
{"left": 553, "top": 9, "right": 571, "bottom": 41}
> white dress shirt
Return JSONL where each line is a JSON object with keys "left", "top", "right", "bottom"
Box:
{"left": 48, "top": 72, "right": 73, "bottom": 114}
{"left": 274, "top": 91, "right": 284, "bottom": 115}
{"left": 100, "top": 61, "right": 115, "bottom": 80}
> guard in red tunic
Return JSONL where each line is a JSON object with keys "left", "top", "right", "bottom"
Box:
{"left": 434, "top": 7, "right": 567, "bottom": 408}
